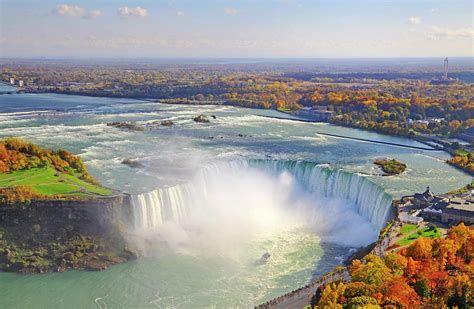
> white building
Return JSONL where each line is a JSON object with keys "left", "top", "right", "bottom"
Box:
{"left": 9, "top": 78, "right": 15, "bottom": 85}
{"left": 399, "top": 213, "right": 423, "bottom": 225}
{"left": 18, "top": 80, "right": 24, "bottom": 87}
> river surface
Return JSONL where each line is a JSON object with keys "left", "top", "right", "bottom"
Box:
{"left": 0, "top": 85, "right": 470, "bottom": 308}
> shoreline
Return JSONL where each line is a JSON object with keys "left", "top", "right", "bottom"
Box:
{"left": 6, "top": 90, "right": 454, "bottom": 150}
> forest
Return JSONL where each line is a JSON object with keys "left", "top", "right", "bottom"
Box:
{"left": 3, "top": 61, "right": 473, "bottom": 140}
{"left": 312, "top": 223, "right": 473, "bottom": 308}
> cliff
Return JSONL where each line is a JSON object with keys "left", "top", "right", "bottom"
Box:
{"left": 0, "top": 194, "right": 136, "bottom": 273}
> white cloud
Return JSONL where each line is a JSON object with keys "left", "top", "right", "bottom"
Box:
{"left": 52, "top": 4, "right": 102, "bottom": 19}
{"left": 407, "top": 16, "right": 422, "bottom": 25}
{"left": 117, "top": 6, "right": 148, "bottom": 18}
{"left": 176, "top": 11, "right": 185, "bottom": 17}
{"left": 428, "top": 26, "right": 474, "bottom": 39}
{"left": 53, "top": 4, "right": 85, "bottom": 17}
{"left": 85, "top": 10, "right": 104, "bottom": 19}
{"left": 224, "top": 7, "right": 238, "bottom": 15}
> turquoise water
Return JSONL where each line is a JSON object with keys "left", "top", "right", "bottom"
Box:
{"left": 0, "top": 92, "right": 470, "bottom": 308}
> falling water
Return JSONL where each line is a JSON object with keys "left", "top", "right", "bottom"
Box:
{"left": 130, "top": 160, "right": 392, "bottom": 233}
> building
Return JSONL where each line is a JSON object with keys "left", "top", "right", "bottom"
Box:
{"left": 421, "top": 193, "right": 474, "bottom": 225}
{"left": 298, "top": 106, "right": 334, "bottom": 121}
{"left": 413, "top": 186, "right": 436, "bottom": 207}
{"left": 426, "top": 117, "right": 444, "bottom": 124}
{"left": 441, "top": 197, "right": 474, "bottom": 225}
{"left": 18, "top": 80, "right": 24, "bottom": 87}
{"left": 430, "top": 57, "right": 458, "bottom": 85}
{"left": 9, "top": 78, "right": 15, "bottom": 85}
{"left": 399, "top": 213, "right": 423, "bottom": 224}
{"left": 407, "top": 118, "right": 444, "bottom": 125}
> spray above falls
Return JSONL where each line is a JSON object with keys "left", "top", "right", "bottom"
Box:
{"left": 130, "top": 160, "right": 393, "bottom": 248}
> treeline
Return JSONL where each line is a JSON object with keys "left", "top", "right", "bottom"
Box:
{"left": 303, "top": 81, "right": 474, "bottom": 137}
{"left": 312, "top": 223, "right": 473, "bottom": 308}
{"left": 448, "top": 153, "right": 474, "bottom": 175}
{"left": 284, "top": 71, "right": 474, "bottom": 83}
{"left": 3, "top": 65, "right": 474, "bottom": 137}
{"left": 0, "top": 138, "right": 96, "bottom": 184}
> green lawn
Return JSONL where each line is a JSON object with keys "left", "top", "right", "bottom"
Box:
{"left": 399, "top": 224, "right": 417, "bottom": 235}
{"left": 397, "top": 227, "right": 442, "bottom": 247}
{"left": 0, "top": 166, "right": 113, "bottom": 197}
{"left": 455, "top": 149, "right": 470, "bottom": 156}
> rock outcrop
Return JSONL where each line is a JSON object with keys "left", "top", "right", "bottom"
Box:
{"left": 193, "top": 114, "right": 210, "bottom": 123}
{"left": 0, "top": 194, "right": 135, "bottom": 274}
{"left": 107, "top": 122, "right": 145, "bottom": 131}
{"left": 122, "top": 158, "right": 144, "bottom": 168}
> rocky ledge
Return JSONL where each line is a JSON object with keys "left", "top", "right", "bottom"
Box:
{"left": 193, "top": 114, "right": 210, "bottom": 123}
{"left": 0, "top": 195, "right": 136, "bottom": 274}
{"left": 107, "top": 121, "right": 145, "bottom": 131}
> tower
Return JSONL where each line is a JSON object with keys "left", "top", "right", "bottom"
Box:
{"left": 443, "top": 57, "right": 448, "bottom": 80}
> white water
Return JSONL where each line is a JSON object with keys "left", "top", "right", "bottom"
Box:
{"left": 130, "top": 160, "right": 392, "bottom": 248}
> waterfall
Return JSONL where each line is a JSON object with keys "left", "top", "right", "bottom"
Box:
{"left": 246, "top": 160, "right": 393, "bottom": 229}
{"left": 131, "top": 160, "right": 392, "bottom": 232}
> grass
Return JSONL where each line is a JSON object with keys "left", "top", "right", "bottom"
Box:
{"left": 455, "top": 148, "right": 470, "bottom": 156}
{"left": 277, "top": 107, "right": 296, "bottom": 113}
{"left": 399, "top": 224, "right": 417, "bottom": 235}
{"left": 397, "top": 226, "right": 442, "bottom": 247}
{"left": 0, "top": 166, "right": 113, "bottom": 197}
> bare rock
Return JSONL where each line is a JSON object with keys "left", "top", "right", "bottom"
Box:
{"left": 193, "top": 114, "right": 210, "bottom": 123}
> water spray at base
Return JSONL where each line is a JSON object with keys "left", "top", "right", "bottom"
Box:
{"left": 129, "top": 160, "right": 392, "bottom": 255}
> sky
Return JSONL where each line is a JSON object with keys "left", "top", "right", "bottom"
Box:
{"left": 0, "top": 0, "right": 473, "bottom": 58}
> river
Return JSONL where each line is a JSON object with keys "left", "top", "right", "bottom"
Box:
{"left": 0, "top": 87, "right": 470, "bottom": 308}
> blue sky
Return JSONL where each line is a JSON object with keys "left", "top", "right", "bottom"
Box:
{"left": 1, "top": 0, "right": 473, "bottom": 58}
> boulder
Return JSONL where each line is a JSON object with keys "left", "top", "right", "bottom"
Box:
{"left": 62, "top": 252, "right": 75, "bottom": 262}
{"left": 31, "top": 224, "right": 41, "bottom": 233}
{"left": 160, "top": 120, "right": 174, "bottom": 126}
{"left": 85, "top": 259, "right": 109, "bottom": 271}
{"left": 123, "top": 247, "right": 138, "bottom": 260}
{"left": 122, "top": 158, "right": 144, "bottom": 168}
{"left": 193, "top": 114, "right": 210, "bottom": 123}
{"left": 106, "top": 122, "right": 145, "bottom": 131}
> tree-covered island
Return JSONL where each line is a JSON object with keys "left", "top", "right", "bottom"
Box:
{"left": 374, "top": 158, "right": 407, "bottom": 176}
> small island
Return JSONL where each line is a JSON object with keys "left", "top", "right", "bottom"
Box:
{"left": 0, "top": 138, "right": 134, "bottom": 274}
{"left": 374, "top": 158, "right": 407, "bottom": 176}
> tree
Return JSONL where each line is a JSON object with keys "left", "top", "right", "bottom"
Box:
{"left": 447, "top": 273, "right": 472, "bottom": 309}
{"left": 415, "top": 277, "right": 430, "bottom": 298}
{"left": 382, "top": 278, "right": 421, "bottom": 308}
{"left": 406, "top": 237, "right": 433, "bottom": 260}
{"left": 384, "top": 252, "right": 407, "bottom": 276}
{"left": 318, "top": 282, "right": 345, "bottom": 308}
{"left": 351, "top": 255, "right": 392, "bottom": 285}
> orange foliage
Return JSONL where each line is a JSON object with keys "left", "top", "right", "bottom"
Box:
{"left": 382, "top": 277, "right": 420, "bottom": 308}
{"left": 0, "top": 138, "right": 91, "bottom": 179}
{"left": 313, "top": 223, "right": 474, "bottom": 308}
{"left": 0, "top": 186, "right": 42, "bottom": 204}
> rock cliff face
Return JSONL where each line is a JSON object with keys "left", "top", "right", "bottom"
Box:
{"left": 0, "top": 194, "right": 136, "bottom": 273}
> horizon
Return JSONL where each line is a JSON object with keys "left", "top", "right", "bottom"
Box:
{"left": 1, "top": 0, "right": 473, "bottom": 58}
